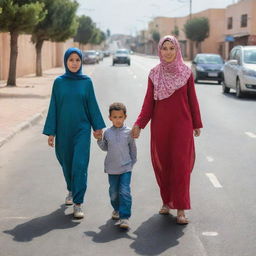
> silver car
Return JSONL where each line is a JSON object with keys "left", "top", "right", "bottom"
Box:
{"left": 223, "top": 45, "right": 256, "bottom": 98}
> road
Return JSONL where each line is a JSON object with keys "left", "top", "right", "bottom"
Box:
{"left": 0, "top": 55, "right": 256, "bottom": 256}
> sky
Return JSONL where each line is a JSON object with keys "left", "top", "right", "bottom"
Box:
{"left": 77, "top": 0, "right": 236, "bottom": 35}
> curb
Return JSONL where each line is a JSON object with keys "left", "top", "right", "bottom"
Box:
{"left": 0, "top": 108, "right": 48, "bottom": 148}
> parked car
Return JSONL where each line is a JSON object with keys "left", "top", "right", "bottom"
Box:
{"left": 103, "top": 50, "right": 110, "bottom": 57}
{"left": 191, "top": 53, "right": 224, "bottom": 84}
{"left": 112, "top": 49, "right": 130, "bottom": 66}
{"left": 222, "top": 45, "right": 256, "bottom": 97}
{"left": 83, "top": 50, "right": 99, "bottom": 64}
{"left": 96, "top": 50, "right": 104, "bottom": 61}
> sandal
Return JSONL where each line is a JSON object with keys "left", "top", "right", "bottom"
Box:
{"left": 159, "top": 205, "right": 170, "bottom": 215}
{"left": 176, "top": 215, "right": 189, "bottom": 225}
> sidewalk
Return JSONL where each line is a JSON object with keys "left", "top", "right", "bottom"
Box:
{"left": 0, "top": 68, "right": 64, "bottom": 148}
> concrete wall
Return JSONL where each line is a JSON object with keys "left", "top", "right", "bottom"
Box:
{"left": 0, "top": 33, "right": 77, "bottom": 81}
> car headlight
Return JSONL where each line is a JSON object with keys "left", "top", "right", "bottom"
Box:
{"left": 242, "top": 69, "right": 256, "bottom": 77}
{"left": 196, "top": 66, "right": 205, "bottom": 71}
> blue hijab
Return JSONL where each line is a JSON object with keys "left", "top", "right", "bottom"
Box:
{"left": 60, "top": 48, "right": 88, "bottom": 80}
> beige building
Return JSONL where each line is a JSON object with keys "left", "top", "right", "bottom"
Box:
{"left": 143, "top": 8, "right": 226, "bottom": 59}
{"left": 224, "top": 0, "right": 256, "bottom": 58}
{"left": 141, "top": 0, "right": 256, "bottom": 60}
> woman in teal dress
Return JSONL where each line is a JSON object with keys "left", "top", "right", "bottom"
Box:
{"left": 43, "top": 48, "right": 105, "bottom": 219}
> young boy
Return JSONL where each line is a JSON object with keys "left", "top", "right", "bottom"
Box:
{"left": 95, "top": 102, "right": 137, "bottom": 229}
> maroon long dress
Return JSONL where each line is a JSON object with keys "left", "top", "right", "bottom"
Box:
{"left": 135, "top": 74, "right": 202, "bottom": 209}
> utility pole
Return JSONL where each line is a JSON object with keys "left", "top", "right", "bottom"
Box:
{"left": 189, "top": 0, "right": 192, "bottom": 20}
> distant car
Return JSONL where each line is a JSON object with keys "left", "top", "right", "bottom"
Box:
{"left": 96, "top": 50, "right": 104, "bottom": 61}
{"left": 191, "top": 53, "right": 224, "bottom": 84}
{"left": 222, "top": 45, "right": 256, "bottom": 98}
{"left": 113, "top": 49, "right": 130, "bottom": 66}
{"left": 103, "top": 50, "right": 110, "bottom": 57}
{"left": 83, "top": 50, "right": 99, "bottom": 64}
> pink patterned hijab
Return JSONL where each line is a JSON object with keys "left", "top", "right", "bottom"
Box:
{"left": 149, "top": 35, "right": 191, "bottom": 100}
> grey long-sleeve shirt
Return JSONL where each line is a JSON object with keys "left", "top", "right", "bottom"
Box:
{"left": 97, "top": 126, "right": 137, "bottom": 174}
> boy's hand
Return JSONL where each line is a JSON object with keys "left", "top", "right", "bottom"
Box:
{"left": 48, "top": 135, "right": 55, "bottom": 147}
{"left": 93, "top": 130, "right": 103, "bottom": 140}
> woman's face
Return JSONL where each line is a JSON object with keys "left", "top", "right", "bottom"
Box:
{"left": 67, "top": 53, "right": 81, "bottom": 73}
{"left": 160, "top": 40, "right": 177, "bottom": 63}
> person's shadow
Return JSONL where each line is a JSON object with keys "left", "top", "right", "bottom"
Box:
{"left": 3, "top": 204, "right": 80, "bottom": 242}
{"left": 85, "top": 219, "right": 134, "bottom": 243}
{"left": 130, "top": 214, "right": 186, "bottom": 255}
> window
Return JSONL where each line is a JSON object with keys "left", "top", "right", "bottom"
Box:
{"left": 227, "top": 17, "right": 233, "bottom": 29}
{"left": 241, "top": 14, "right": 247, "bottom": 27}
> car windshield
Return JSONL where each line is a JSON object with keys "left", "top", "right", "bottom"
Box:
{"left": 85, "top": 51, "right": 96, "bottom": 56}
{"left": 116, "top": 50, "right": 129, "bottom": 54}
{"left": 243, "top": 49, "right": 256, "bottom": 64}
{"left": 197, "top": 55, "right": 223, "bottom": 64}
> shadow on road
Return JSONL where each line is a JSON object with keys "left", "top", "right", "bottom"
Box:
{"left": 130, "top": 214, "right": 186, "bottom": 256}
{"left": 85, "top": 214, "right": 186, "bottom": 255}
{"left": 3, "top": 204, "right": 79, "bottom": 242}
{"left": 85, "top": 219, "right": 134, "bottom": 242}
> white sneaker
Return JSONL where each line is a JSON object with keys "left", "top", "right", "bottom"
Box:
{"left": 73, "top": 204, "right": 84, "bottom": 219}
{"left": 112, "top": 210, "right": 120, "bottom": 220}
{"left": 119, "top": 219, "right": 129, "bottom": 229}
{"left": 65, "top": 191, "right": 73, "bottom": 205}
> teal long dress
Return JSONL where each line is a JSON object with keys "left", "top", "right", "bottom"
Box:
{"left": 43, "top": 76, "right": 105, "bottom": 204}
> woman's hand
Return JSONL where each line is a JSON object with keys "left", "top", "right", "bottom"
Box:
{"left": 48, "top": 135, "right": 55, "bottom": 147}
{"left": 93, "top": 129, "right": 103, "bottom": 140}
{"left": 194, "top": 128, "right": 201, "bottom": 137}
{"left": 131, "top": 125, "right": 141, "bottom": 139}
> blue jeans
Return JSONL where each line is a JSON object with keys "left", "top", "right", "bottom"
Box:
{"left": 108, "top": 172, "right": 132, "bottom": 219}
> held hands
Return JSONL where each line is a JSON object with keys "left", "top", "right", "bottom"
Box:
{"left": 48, "top": 135, "right": 55, "bottom": 147}
{"left": 93, "top": 129, "right": 103, "bottom": 140}
{"left": 194, "top": 128, "right": 201, "bottom": 137}
{"left": 131, "top": 125, "right": 141, "bottom": 139}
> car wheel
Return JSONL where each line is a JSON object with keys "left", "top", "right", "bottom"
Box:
{"left": 222, "top": 78, "right": 230, "bottom": 94}
{"left": 112, "top": 62, "right": 115, "bottom": 66}
{"left": 236, "top": 78, "right": 243, "bottom": 98}
{"left": 218, "top": 81, "right": 222, "bottom": 85}
{"left": 128, "top": 61, "right": 130, "bottom": 66}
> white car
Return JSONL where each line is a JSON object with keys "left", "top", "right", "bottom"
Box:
{"left": 222, "top": 45, "right": 256, "bottom": 98}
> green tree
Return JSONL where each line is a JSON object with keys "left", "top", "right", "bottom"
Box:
{"left": 74, "top": 15, "right": 94, "bottom": 46}
{"left": 171, "top": 25, "right": 179, "bottom": 37}
{"left": 184, "top": 17, "right": 209, "bottom": 53}
{"left": 32, "top": 0, "right": 78, "bottom": 76}
{"left": 89, "top": 27, "right": 105, "bottom": 45}
{"left": 152, "top": 30, "right": 160, "bottom": 43}
{"left": 0, "top": 0, "right": 46, "bottom": 86}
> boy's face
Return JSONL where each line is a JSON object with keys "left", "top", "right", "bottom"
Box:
{"left": 109, "top": 110, "right": 126, "bottom": 128}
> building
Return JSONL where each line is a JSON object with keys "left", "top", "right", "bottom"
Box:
{"left": 224, "top": 0, "right": 256, "bottom": 59}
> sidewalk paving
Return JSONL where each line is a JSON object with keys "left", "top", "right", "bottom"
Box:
{"left": 0, "top": 68, "right": 64, "bottom": 148}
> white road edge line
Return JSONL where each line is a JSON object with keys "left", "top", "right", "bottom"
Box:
{"left": 206, "top": 173, "right": 223, "bottom": 188}
{"left": 202, "top": 232, "right": 218, "bottom": 237}
{"left": 245, "top": 131, "right": 256, "bottom": 138}
{"left": 206, "top": 156, "right": 214, "bottom": 162}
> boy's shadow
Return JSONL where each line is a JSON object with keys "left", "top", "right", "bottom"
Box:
{"left": 3, "top": 204, "right": 80, "bottom": 242}
{"left": 130, "top": 214, "right": 186, "bottom": 255}
{"left": 85, "top": 219, "right": 134, "bottom": 243}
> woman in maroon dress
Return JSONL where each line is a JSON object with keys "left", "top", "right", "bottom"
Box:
{"left": 132, "top": 35, "right": 202, "bottom": 224}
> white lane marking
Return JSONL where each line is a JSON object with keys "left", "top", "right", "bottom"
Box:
{"left": 206, "top": 173, "right": 223, "bottom": 188}
{"left": 206, "top": 156, "right": 214, "bottom": 162}
{"left": 245, "top": 131, "right": 256, "bottom": 138}
{"left": 202, "top": 232, "right": 218, "bottom": 237}
{"left": 1, "top": 217, "right": 30, "bottom": 220}
{"left": 133, "top": 75, "right": 137, "bottom": 79}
